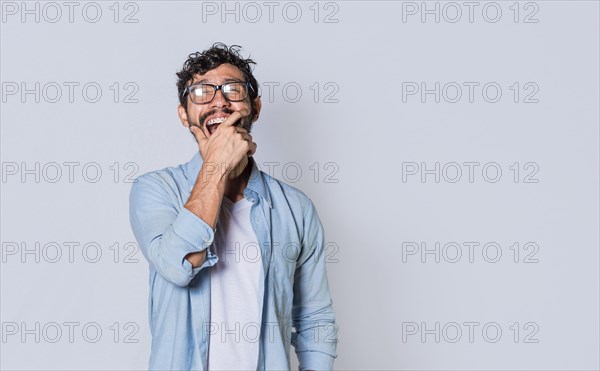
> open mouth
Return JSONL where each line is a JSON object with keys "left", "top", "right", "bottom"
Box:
{"left": 205, "top": 116, "right": 228, "bottom": 135}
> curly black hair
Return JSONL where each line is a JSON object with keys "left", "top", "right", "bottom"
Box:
{"left": 176, "top": 43, "right": 259, "bottom": 110}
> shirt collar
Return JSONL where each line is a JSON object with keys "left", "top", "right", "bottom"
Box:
{"left": 184, "top": 151, "right": 272, "bottom": 208}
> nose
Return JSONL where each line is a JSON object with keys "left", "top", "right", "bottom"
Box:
{"left": 210, "top": 88, "right": 230, "bottom": 109}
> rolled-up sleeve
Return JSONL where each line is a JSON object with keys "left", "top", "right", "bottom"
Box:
{"left": 129, "top": 173, "right": 218, "bottom": 287}
{"left": 291, "top": 199, "right": 338, "bottom": 370}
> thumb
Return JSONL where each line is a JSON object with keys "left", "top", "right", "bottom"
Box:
{"left": 190, "top": 125, "right": 208, "bottom": 144}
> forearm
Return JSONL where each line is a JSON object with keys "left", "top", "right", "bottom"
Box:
{"left": 183, "top": 161, "right": 227, "bottom": 267}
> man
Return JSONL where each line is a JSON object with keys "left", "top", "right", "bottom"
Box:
{"left": 129, "top": 43, "right": 338, "bottom": 370}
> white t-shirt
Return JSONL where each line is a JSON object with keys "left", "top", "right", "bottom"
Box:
{"left": 208, "top": 197, "right": 265, "bottom": 370}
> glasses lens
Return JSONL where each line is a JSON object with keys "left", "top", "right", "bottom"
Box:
{"left": 222, "top": 82, "right": 248, "bottom": 102}
{"left": 190, "top": 85, "right": 215, "bottom": 104}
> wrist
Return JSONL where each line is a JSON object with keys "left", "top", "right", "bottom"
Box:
{"left": 198, "top": 161, "right": 229, "bottom": 185}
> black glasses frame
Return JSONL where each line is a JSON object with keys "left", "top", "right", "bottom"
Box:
{"left": 182, "top": 81, "right": 253, "bottom": 105}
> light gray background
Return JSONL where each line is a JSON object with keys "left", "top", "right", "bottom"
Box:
{"left": 1, "top": 1, "right": 599, "bottom": 369}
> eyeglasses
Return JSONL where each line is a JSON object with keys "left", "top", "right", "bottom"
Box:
{"left": 183, "top": 81, "right": 253, "bottom": 104}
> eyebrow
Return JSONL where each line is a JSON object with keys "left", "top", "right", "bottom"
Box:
{"left": 191, "top": 77, "right": 244, "bottom": 85}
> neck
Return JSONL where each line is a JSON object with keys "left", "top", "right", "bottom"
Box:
{"left": 223, "top": 158, "right": 253, "bottom": 203}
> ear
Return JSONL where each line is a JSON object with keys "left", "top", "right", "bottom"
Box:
{"left": 178, "top": 104, "right": 190, "bottom": 128}
{"left": 251, "top": 96, "right": 262, "bottom": 123}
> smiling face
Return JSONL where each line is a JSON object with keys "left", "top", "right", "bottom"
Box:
{"left": 178, "top": 63, "right": 261, "bottom": 139}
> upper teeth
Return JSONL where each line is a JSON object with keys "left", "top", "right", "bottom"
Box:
{"left": 207, "top": 117, "right": 227, "bottom": 126}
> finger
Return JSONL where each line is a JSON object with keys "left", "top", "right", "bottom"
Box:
{"left": 220, "top": 109, "right": 250, "bottom": 129}
{"left": 235, "top": 130, "right": 250, "bottom": 141}
{"left": 190, "top": 125, "right": 208, "bottom": 144}
{"left": 247, "top": 142, "right": 257, "bottom": 157}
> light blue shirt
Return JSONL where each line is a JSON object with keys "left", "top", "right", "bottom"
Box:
{"left": 129, "top": 152, "right": 338, "bottom": 370}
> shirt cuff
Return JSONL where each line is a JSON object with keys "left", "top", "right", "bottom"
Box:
{"left": 296, "top": 350, "right": 335, "bottom": 371}
{"left": 171, "top": 207, "right": 218, "bottom": 273}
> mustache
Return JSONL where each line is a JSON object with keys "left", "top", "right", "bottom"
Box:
{"left": 198, "top": 108, "right": 235, "bottom": 127}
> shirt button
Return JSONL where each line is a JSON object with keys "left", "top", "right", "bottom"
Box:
{"left": 255, "top": 218, "right": 260, "bottom": 224}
